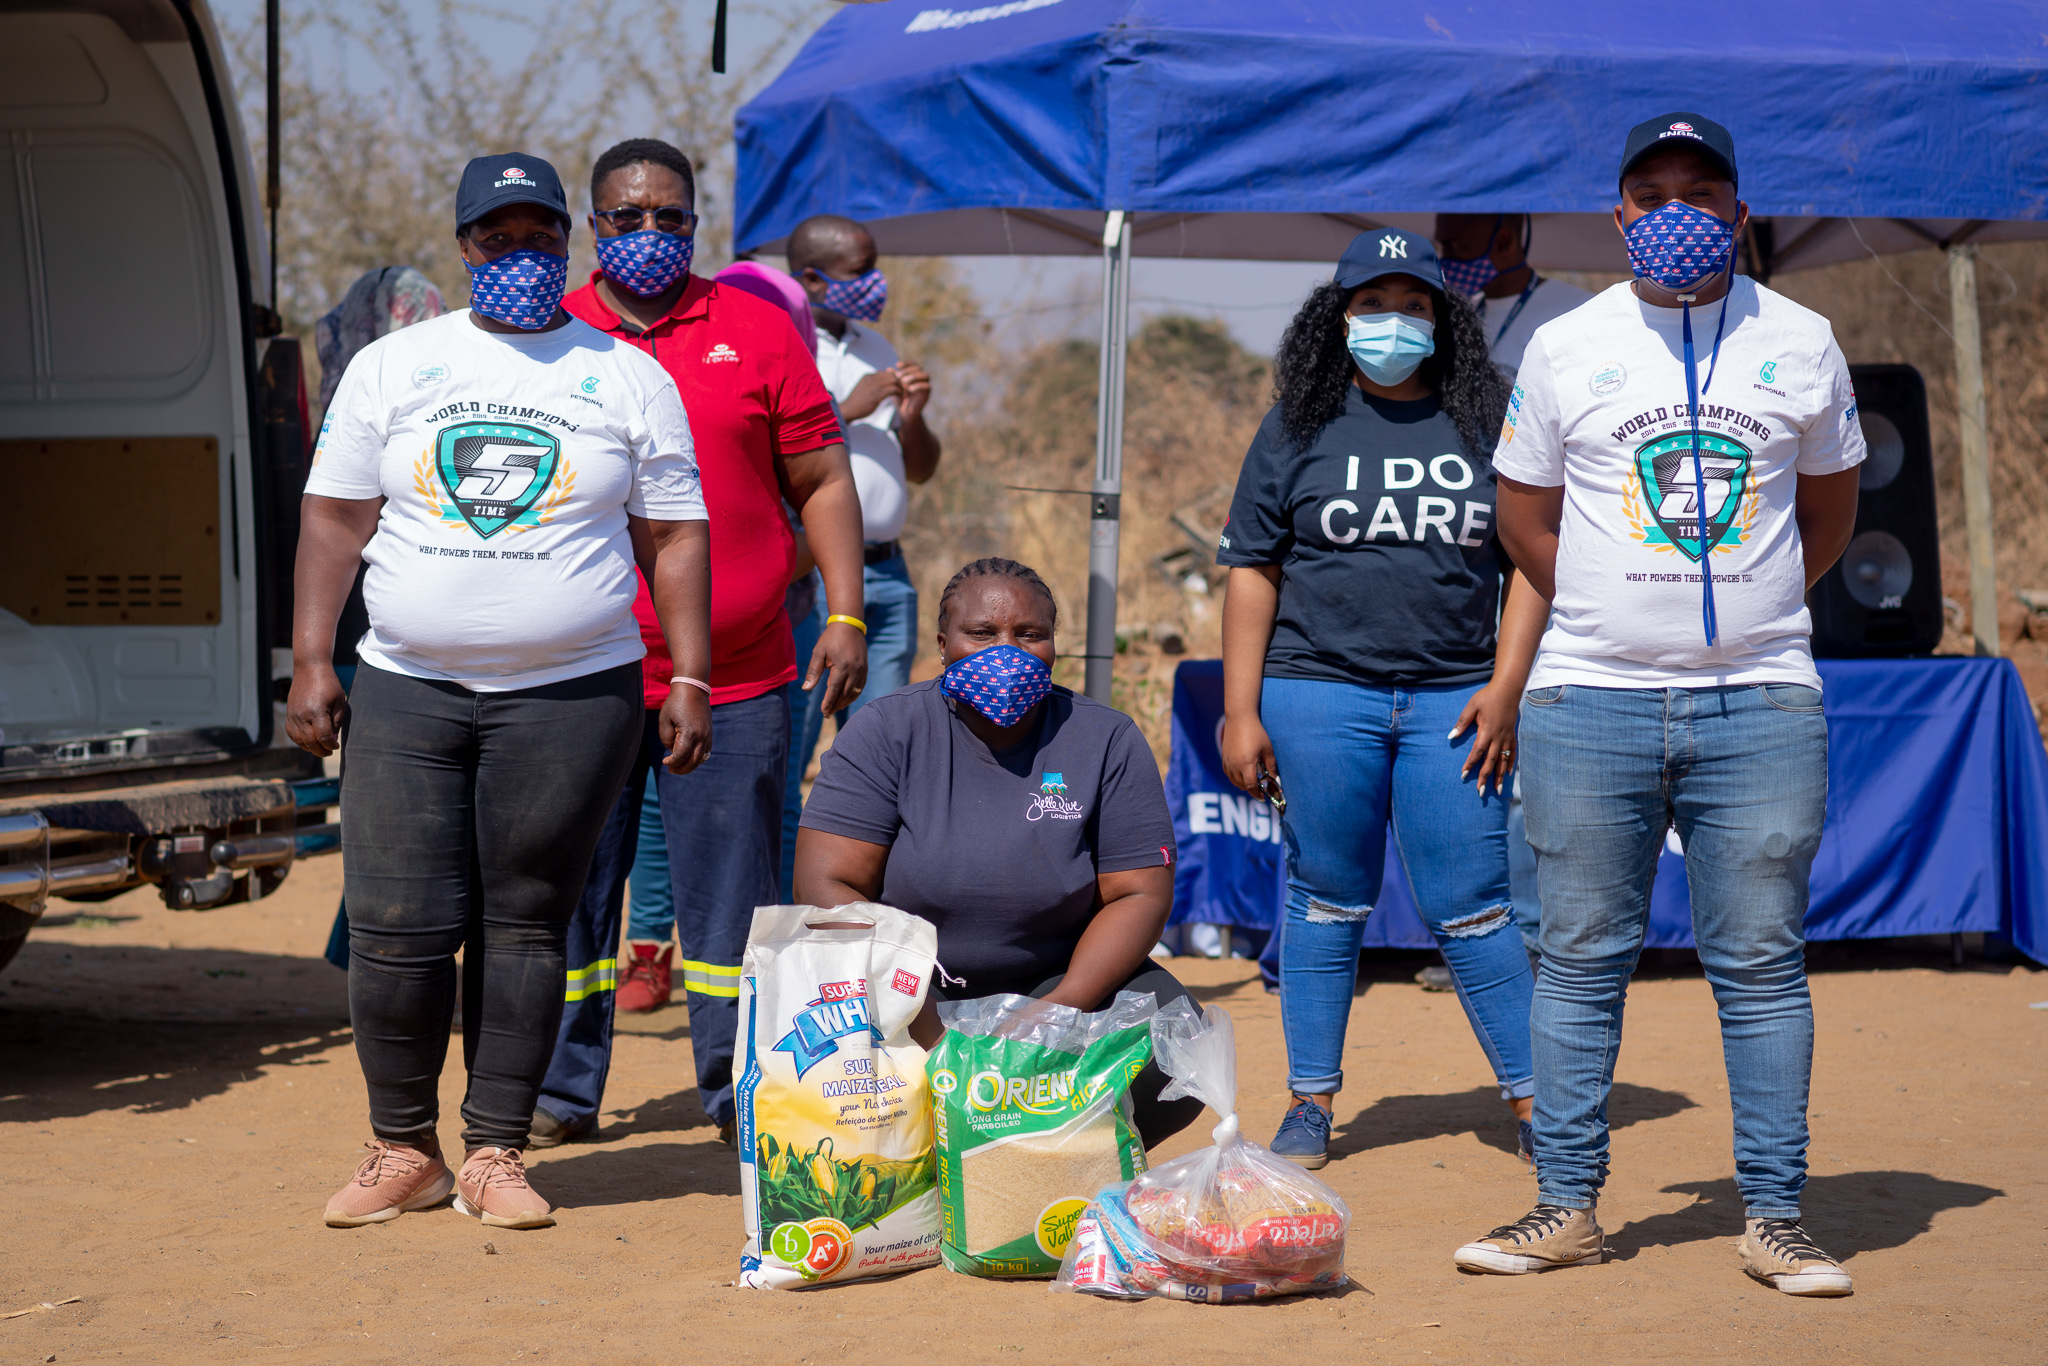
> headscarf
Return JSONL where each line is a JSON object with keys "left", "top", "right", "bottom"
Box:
{"left": 714, "top": 260, "right": 817, "bottom": 356}
{"left": 314, "top": 266, "right": 447, "bottom": 409}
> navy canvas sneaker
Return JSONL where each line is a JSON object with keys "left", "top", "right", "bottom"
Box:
{"left": 1270, "top": 1097, "right": 1334, "bottom": 1169}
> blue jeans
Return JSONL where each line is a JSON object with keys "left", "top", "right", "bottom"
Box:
{"left": 537, "top": 691, "right": 789, "bottom": 1129}
{"left": 1508, "top": 777, "right": 1542, "bottom": 956}
{"left": 624, "top": 770, "right": 672, "bottom": 941}
{"left": 1519, "top": 682, "right": 1828, "bottom": 1219}
{"left": 836, "top": 552, "right": 918, "bottom": 725}
{"left": 1263, "top": 676, "right": 1535, "bottom": 1102}
{"left": 779, "top": 593, "right": 829, "bottom": 902}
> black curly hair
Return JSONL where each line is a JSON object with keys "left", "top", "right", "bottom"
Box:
{"left": 1271, "top": 278, "right": 1512, "bottom": 458}
{"left": 590, "top": 138, "right": 696, "bottom": 209}
{"left": 937, "top": 558, "right": 1057, "bottom": 631}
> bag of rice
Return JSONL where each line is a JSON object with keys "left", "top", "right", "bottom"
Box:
{"left": 929, "top": 991, "right": 1158, "bottom": 1278}
{"left": 1051, "top": 999, "right": 1350, "bottom": 1303}
{"left": 737, "top": 903, "right": 943, "bottom": 1289}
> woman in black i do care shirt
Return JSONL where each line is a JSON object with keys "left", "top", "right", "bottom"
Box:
{"left": 1218, "top": 229, "right": 1551, "bottom": 1171}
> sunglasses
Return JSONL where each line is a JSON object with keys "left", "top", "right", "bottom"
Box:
{"left": 592, "top": 205, "right": 698, "bottom": 235}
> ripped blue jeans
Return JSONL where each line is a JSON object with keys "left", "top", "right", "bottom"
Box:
{"left": 1263, "top": 676, "right": 1534, "bottom": 1100}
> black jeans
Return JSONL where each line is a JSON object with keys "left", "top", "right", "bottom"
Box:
{"left": 936, "top": 960, "right": 1207, "bottom": 1151}
{"left": 341, "top": 661, "right": 642, "bottom": 1149}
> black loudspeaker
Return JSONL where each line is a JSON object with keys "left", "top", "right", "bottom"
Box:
{"left": 1808, "top": 364, "right": 1944, "bottom": 656}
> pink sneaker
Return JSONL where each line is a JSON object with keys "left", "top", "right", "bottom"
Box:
{"left": 454, "top": 1146, "right": 556, "bottom": 1229}
{"left": 324, "top": 1140, "right": 454, "bottom": 1227}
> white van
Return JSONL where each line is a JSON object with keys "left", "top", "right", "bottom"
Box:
{"left": 0, "top": 0, "right": 337, "bottom": 969}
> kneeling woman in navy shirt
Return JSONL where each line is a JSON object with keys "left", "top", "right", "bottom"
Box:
{"left": 794, "top": 557, "right": 1202, "bottom": 1148}
{"left": 1219, "top": 229, "right": 1549, "bottom": 1170}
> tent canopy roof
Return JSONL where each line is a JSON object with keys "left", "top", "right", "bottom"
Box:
{"left": 736, "top": 0, "right": 2048, "bottom": 269}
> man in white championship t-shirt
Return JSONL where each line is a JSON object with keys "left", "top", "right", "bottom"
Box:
{"left": 1451, "top": 114, "right": 1865, "bottom": 1298}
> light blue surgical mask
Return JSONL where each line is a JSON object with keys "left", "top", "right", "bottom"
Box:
{"left": 1346, "top": 312, "right": 1435, "bottom": 386}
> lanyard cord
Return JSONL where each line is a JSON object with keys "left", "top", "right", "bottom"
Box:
{"left": 1491, "top": 276, "right": 1542, "bottom": 345}
{"left": 1678, "top": 271, "right": 1733, "bottom": 646}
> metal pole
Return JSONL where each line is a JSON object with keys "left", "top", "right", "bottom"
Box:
{"left": 1947, "top": 244, "right": 1999, "bottom": 657}
{"left": 266, "top": 0, "right": 280, "bottom": 313}
{"left": 1084, "top": 210, "right": 1131, "bottom": 704}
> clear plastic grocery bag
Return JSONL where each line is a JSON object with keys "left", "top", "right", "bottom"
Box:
{"left": 1051, "top": 998, "right": 1350, "bottom": 1303}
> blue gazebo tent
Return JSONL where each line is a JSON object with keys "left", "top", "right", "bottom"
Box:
{"left": 738, "top": 0, "right": 2048, "bottom": 690}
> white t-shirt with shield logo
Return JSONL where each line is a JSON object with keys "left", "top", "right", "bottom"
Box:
{"left": 1493, "top": 278, "right": 1865, "bottom": 691}
{"left": 306, "top": 310, "right": 705, "bottom": 691}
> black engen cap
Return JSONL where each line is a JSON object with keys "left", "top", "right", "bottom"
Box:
{"left": 455, "top": 154, "right": 570, "bottom": 233}
{"left": 1335, "top": 227, "right": 1445, "bottom": 293}
{"left": 1620, "top": 113, "right": 1738, "bottom": 189}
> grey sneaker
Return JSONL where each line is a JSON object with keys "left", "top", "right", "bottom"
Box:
{"left": 1416, "top": 963, "right": 1456, "bottom": 992}
{"left": 1738, "top": 1219, "right": 1853, "bottom": 1296}
{"left": 1454, "top": 1203, "right": 1604, "bottom": 1274}
{"left": 1515, "top": 1118, "right": 1536, "bottom": 1171}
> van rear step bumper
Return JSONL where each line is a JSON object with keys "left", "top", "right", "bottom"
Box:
{"left": 0, "top": 771, "right": 340, "bottom": 915}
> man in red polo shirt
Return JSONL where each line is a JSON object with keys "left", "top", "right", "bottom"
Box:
{"left": 532, "top": 138, "right": 866, "bottom": 1148}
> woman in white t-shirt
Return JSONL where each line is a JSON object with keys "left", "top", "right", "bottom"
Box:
{"left": 288, "top": 155, "right": 711, "bottom": 1233}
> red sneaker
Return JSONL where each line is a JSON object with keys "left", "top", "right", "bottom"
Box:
{"left": 616, "top": 940, "right": 672, "bottom": 1013}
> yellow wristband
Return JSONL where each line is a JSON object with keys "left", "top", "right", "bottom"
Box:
{"left": 826, "top": 614, "right": 868, "bottom": 635}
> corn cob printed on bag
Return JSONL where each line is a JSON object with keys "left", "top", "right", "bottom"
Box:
{"left": 929, "top": 991, "right": 1158, "bottom": 1277}
{"left": 738, "top": 903, "right": 942, "bottom": 1289}
{"left": 1052, "top": 1000, "right": 1351, "bottom": 1303}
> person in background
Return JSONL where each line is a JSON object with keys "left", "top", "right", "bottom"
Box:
{"left": 603, "top": 259, "right": 829, "bottom": 1013}
{"left": 295, "top": 153, "right": 711, "bottom": 1231}
{"left": 782, "top": 213, "right": 941, "bottom": 848}
{"left": 312, "top": 266, "right": 447, "bottom": 972}
{"left": 1433, "top": 215, "right": 1596, "bottom": 380}
{"left": 1218, "top": 228, "right": 1544, "bottom": 1173}
{"left": 1455, "top": 113, "right": 1863, "bottom": 1295}
{"left": 794, "top": 557, "right": 1202, "bottom": 1151}
{"left": 1430, "top": 215, "right": 1596, "bottom": 983}
{"left": 530, "top": 139, "right": 863, "bottom": 1151}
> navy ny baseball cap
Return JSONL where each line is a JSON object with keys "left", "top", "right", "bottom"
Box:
{"left": 1620, "top": 113, "right": 1738, "bottom": 189}
{"left": 1335, "top": 228, "right": 1444, "bottom": 292}
{"left": 455, "top": 154, "right": 570, "bottom": 232}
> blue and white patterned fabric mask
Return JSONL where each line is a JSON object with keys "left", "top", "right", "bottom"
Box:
{"left": 465, "top": 248, "right": 569, "bottom": 330}
{"left": 1346, "top": 312, "right": 1436, "bottom": 386}
{"left": 1624, "top": 200, "right": 1736, "bottom": 294}
{"left": 594, "top": 228, "right": 694, "bottom": 297}
{"left": 941, "top": 644, "right": 1052, "bottom": 728}
{"left": 817, "top": 268, "right": 888, "bottom": 322}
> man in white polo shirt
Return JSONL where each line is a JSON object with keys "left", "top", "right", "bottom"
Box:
{"left": 1452, "top": 114, "right": 1864, "bottom": 1298}
{"left": 789, "top": 214, "right": 941, "bottom": 718}
{"left": 1434, "top": 214, "right": 1595, "bottom": 379}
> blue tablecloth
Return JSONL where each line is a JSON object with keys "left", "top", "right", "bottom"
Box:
{"left": 1166, "top": 657, "right": 2048, "bottom": 962}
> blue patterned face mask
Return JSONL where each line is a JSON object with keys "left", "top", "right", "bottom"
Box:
{"left": 1624, "top": 200, "right": 1736, "bottom": 294}
{"left": 817, "top": 268, "right": 888, "bottom": 322}
{"left": 593, "top": 228, "right": 694, "bottom": 297}
{"left": 465, "top": 248, "right": 569, "bottom": 330}
{"left": 1438, "top": 215, "right": 1502, "bottom": 295}
{"left": 1346, "top": 312, "right": 1435, "bottom": 386}
{"left": 941, "top": 643, "right": 1052, "bottom": 728}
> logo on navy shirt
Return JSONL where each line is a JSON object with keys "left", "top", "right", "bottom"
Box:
{"left": 1026, "top": 771, "right": 1084, "bottom": 822}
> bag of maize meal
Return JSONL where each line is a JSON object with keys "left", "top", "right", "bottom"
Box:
{"left": 1051, "top": 999, "right": 1350, "bottom": 1303}
{"left": 928, "top": 990, "right": 1158, "bottom": 1277}
{"left": 737, "top": 903, "right": 943, "bottom": 1289}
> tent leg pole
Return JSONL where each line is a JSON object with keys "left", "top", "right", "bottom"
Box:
{"left": 1085, "top": 211, "right": 1131, "bottom": 704}
{"left": 1947, "top": 244, "right": 1999, "bottom": 658}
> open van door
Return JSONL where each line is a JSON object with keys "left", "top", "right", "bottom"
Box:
{"left": 0, "top": 0, "right": 337, "bottom": 968}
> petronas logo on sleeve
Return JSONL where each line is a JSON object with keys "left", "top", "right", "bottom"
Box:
{"left": 434, "top": 421, "right": 561, "bottom": 539}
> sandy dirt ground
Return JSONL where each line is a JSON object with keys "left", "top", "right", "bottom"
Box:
{"left": 2, "top": 856, "right": 2044, "bottom": 1365}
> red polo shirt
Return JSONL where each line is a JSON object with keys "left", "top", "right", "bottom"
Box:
{"left": 564, "top": 273, "right": 841, "bottom": 707}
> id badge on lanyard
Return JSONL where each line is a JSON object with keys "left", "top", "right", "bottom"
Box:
{"left": 1679, "top": 281, "right": 1733, "bottom": 646}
